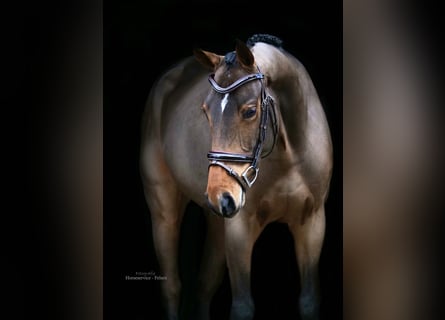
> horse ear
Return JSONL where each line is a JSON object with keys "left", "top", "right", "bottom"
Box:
{"left": 235, "top": 39, "right": 255, "bottom": 68}
{"left": 193, "top": 48, "right": 223, "bottom": 71}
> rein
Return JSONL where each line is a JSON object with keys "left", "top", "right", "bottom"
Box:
{"left": 207, "top": 69, "right": 278, "bottom": 190}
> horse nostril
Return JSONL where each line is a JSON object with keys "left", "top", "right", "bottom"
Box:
{"left": 220, "top": 192, "right": 236, "bottom": 217}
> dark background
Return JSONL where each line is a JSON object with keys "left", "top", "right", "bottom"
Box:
{"left": 105, "top": 1, "right": 342, "bottom": 319}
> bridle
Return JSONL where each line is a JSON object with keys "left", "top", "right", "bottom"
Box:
{"left": 206, "top": 68, "right": 278, "bottom": 190}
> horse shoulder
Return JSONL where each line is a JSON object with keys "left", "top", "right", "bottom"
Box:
{"left": 140, "top": 57, "right": 199, "bottom": 183}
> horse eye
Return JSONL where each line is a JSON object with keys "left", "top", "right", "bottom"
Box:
{"left": 242, "top": 107, "right": 257, "bottom": 119}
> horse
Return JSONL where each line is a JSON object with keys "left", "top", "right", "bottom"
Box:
{"left": 140, "top": 34, "right": 333, "bottom": 320}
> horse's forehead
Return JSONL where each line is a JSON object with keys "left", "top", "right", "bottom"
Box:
{"left": 204, "top": 63, "right": 261, "bottom": 111}
{"left": 206, "top": 80, "right": 259, "bottom": 106}
{"left": 214, "top": 64, "right": 248, "bottom": 87}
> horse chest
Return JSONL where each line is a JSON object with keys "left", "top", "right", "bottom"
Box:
{"left": 250, "top": 169, "right": 311, "bottom": 226}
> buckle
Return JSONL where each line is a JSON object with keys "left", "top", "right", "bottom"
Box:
{"left": 242, "top": 166, "right": 259, "bottom": 188}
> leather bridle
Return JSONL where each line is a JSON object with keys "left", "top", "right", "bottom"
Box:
{"left": 206, "top": 69, "right": 278, "bottom": 190}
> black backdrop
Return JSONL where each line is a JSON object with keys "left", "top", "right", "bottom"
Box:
{"left": 104, "top": 1, "right": 342, "bottom": 319}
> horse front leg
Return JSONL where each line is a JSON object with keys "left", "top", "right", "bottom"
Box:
{"left": 194, "top": 212, "right": 226, "bottom": 320}
{"left": 225, "top": 213, "right": 262, "bottom": 320}
{"left": 289, "top": 205, "right": 326, "bottom": 320}
{"left": 143, "top": 182, "right": 187, "bottom": 320}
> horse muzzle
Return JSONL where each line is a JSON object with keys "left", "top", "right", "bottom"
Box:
{"left": 205, "top": 191, "right": 241, "bottom": 218}
{"left": 205, "top": 165, "right": 245, "bottom": 218}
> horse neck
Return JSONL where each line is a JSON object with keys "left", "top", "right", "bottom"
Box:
{"left": 253, "top": 44, "right": 317, "bottom": 154}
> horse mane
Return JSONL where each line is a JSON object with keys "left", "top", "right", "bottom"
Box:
{"left": 246, "top": 34, "right": 283, "bottom": 48}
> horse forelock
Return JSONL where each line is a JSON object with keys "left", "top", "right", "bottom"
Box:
{"left": 224, "top": 51, "right": 236, "bottom": 65}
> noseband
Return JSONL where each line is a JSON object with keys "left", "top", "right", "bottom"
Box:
{"left": 207, "top": 69, "right": 278, "bottom": 190}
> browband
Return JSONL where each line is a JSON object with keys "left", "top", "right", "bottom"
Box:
{"left": 208, "top": 73, "right": 264, "bottom": 94}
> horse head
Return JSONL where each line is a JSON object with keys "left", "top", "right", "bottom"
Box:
{"left": 194, "top": 40, "right": 277, "bottom": 218}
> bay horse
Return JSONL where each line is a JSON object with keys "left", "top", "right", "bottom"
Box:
{"left": 140, "top": 34, "right": 333, "bottom": 320}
